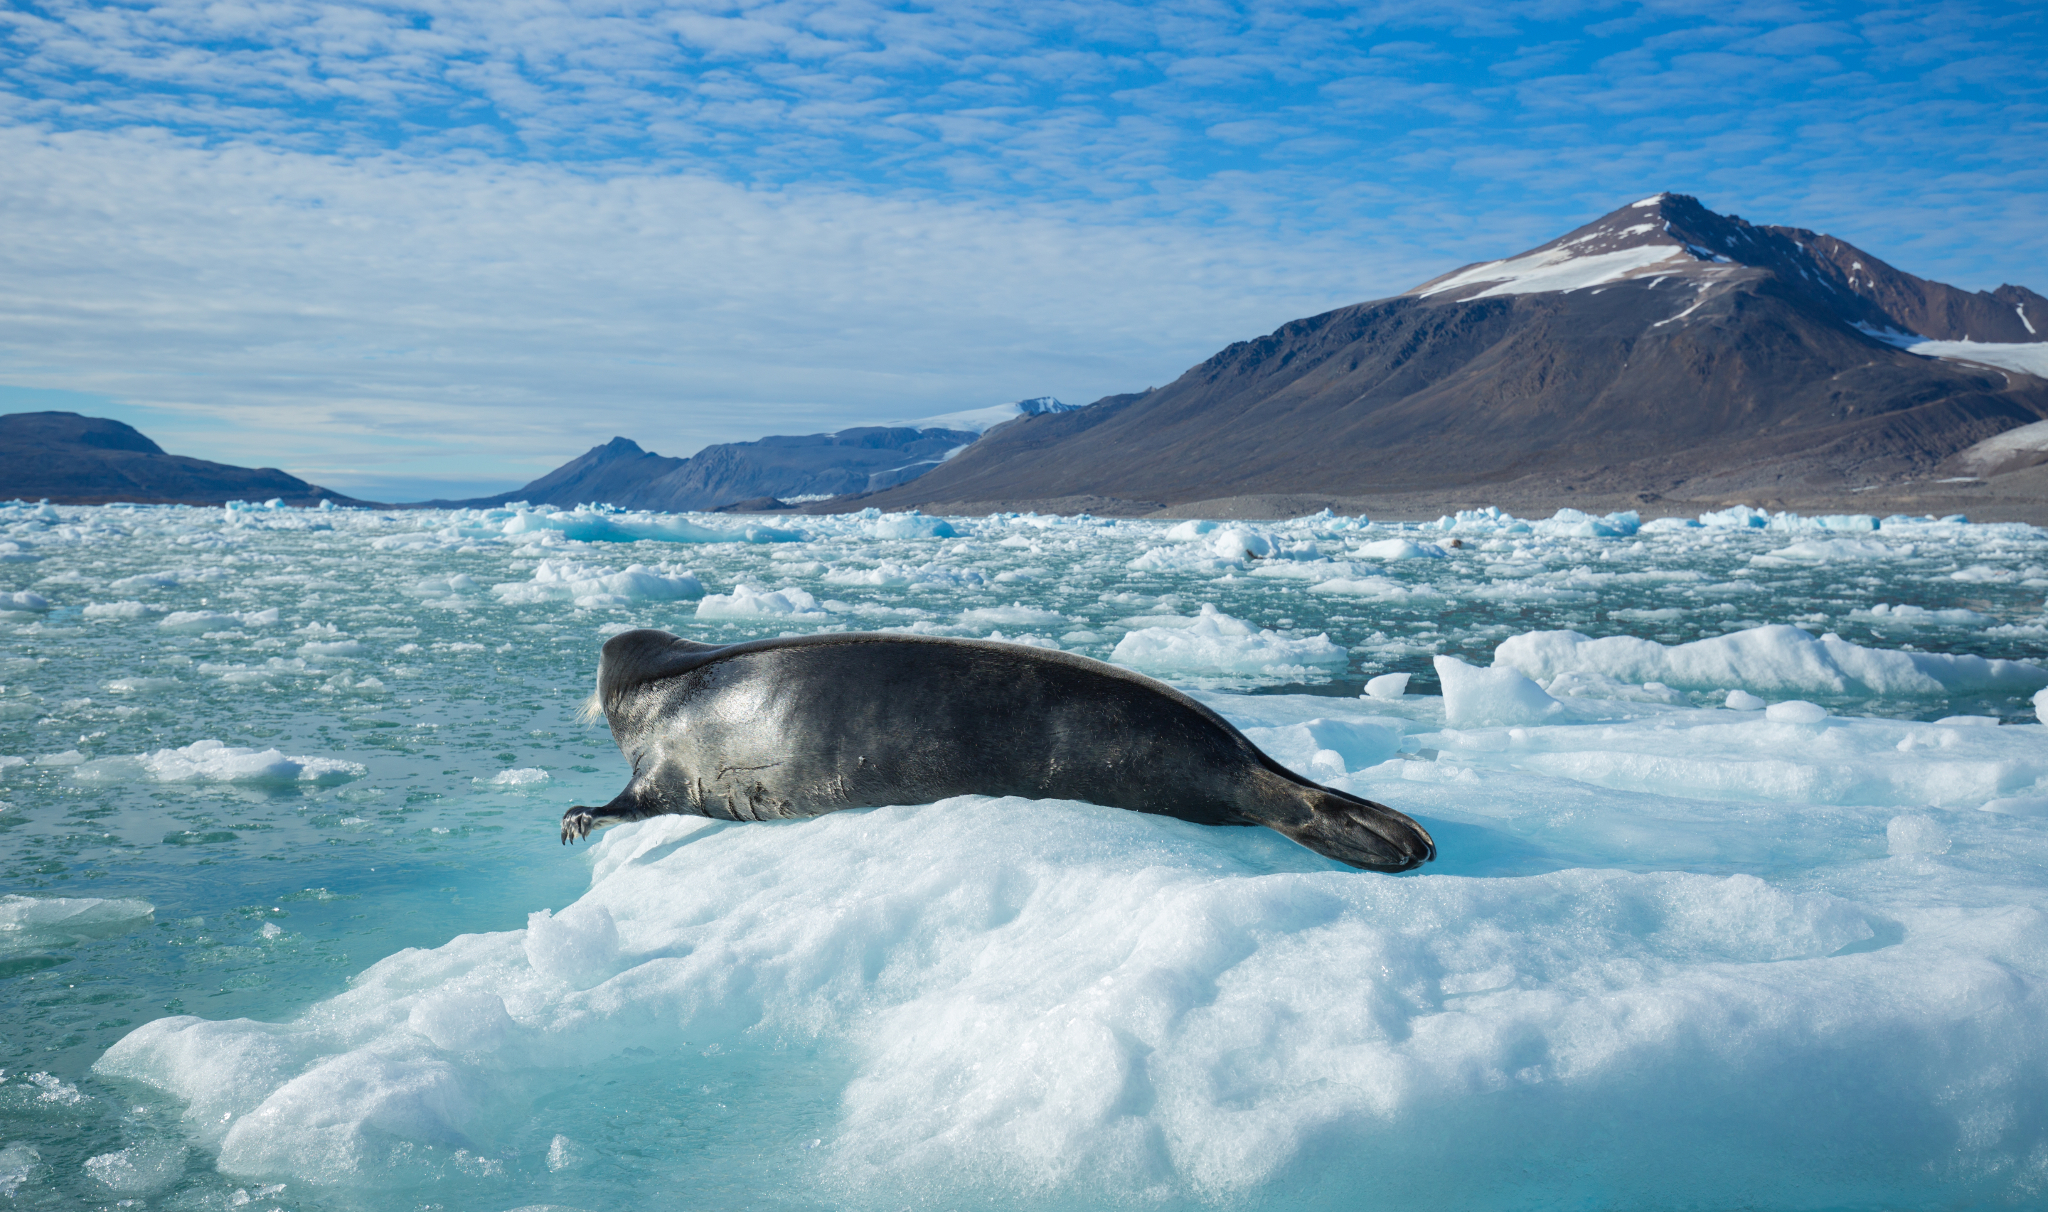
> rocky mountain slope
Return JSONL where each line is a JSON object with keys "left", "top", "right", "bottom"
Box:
{"left": 835, "top": 194, "right": 2048, "bottom": 516}
{"left": 429, "top": 398, "right": 1076, "bottom": 511}
{"left": 0, "top": 412, "right": 366, "bottom": 507}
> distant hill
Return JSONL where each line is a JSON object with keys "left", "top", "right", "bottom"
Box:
{"left": 423, "top": 398, "right": 1077, "bottom": 511}
{"left": 836, "top": 194, "right": 2048, "bottom": 516}
{"left": 0, "top": 412, "right": 369, "bottom": 507}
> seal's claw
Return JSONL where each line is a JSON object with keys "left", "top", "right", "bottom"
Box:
{"left": 560, "top": 808, "right": 596, "bottom": 845}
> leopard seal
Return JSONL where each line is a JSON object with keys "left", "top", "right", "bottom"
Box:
{"left": 560, "top": 628, "right": 1434, "bottom": 873}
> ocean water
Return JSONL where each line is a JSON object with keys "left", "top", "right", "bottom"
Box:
{"left": 3, "top": 498, "right": 2048, "bottom": 1210}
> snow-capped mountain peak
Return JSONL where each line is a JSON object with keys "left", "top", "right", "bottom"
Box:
{"left": 1408, "top": 193, "right": 2048, "bottom": 351}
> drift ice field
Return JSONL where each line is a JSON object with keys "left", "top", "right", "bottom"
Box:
{"left": 5, "top": 498, "right": 2048, "bottom": 1210}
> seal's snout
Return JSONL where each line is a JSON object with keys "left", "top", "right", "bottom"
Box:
{"left": 1278, "top": 789, "right": 1436, "bottom": 873}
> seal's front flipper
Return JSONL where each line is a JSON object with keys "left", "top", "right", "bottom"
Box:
{"left": 560, "top": 806, "right": 607, "bottom": 844}
{"left": 1271, "top": 788, "right": 1435, "bottom": 873}
{"left": 559, "top": 783, "right": 665, "bottom": 844}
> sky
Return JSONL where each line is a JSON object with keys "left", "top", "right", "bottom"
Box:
{"left": 2, "top": 1, "right": 2044, "bottom": 501}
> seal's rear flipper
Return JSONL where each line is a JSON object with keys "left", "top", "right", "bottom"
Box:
{"left": 596, "top": 630, "right": 726, "bottom": 712}
{"left": 1272, "top": 789, "right": 1435, "bottom": 873}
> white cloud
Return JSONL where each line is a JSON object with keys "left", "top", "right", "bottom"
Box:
{"left": 0, "top": 123, "right": 1433, "bottom": 492}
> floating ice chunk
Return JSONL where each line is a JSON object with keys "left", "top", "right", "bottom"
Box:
{"left": 1765, "top": 700, "right": 1828, "bottom": 724}
{"left": 1163, "top": 519, "right": 1221, "bottom": 541}
{"left": 1698, "top": 505, "right": 1770, "bottom": 528}
{"left": 1130, "top": 527, "right": 1277, "bottom": 571}
{"left": 1248, "top": 558, "right": 1350, "bottom": 580}
{"left": 1886, "top": 815, "right": 1950, "bottom": 856}
{"left": 298, "top": 640, "right": 364, "bottom": 657}
{"left": 0, "top": 1142, "right": 37, "bottom": 1197}
{"left": 960, "top": 604, "right": 1068, "bottom": 628}
{"left": 83, "top": 1139, "right": 186, "bottom": 1195}
{"left": 1726, "top": 689, "right": 1766, "bottom": 711}
{"left": 159, "top": 608, "right": 275, "bottom": 632}
{"left": 97, "top": 805, "right": 1926, "bottom": 1206}
{"left": 983, "top": 630, "right": 1061, "bottom": 649}
{"left": 1128, "top": 546, "right": 1226, "bottom": 572}
{"left": 74, "top": 739, "right": 364, "bottom": 785}
{"left": 1243, "top": 718, "right": 1403, "bottom": 777}
{"left": 1496, "top": 625, "right": 2048, "bottom": 697}
{"left": 1204, "top": 527, "right": 1273, "bottom": 561}
{"left": 196, "top": 656, "right": 314, "bottom": 683}
{"left": 1364, "top": 672, "right": 1410, "bottom": 700}
{"left": 1640, "top": 516, "right": 1703, "bottom": 531}
{"left": 825, "top": 562, "right": 986, "bottom": 588}
{"left": 104, "top": 676, "right": 180, "bottom": 693}
{"left": 1434, "top": 654, "right": 1565, "bottom": 727}
{"left": 860, "top": 512, "right": 957, "bottom": 540}
{"left": 696, "top": 584, "right": 830, "bottom": 619}
{"left": 487, "top": 768, "right": 549, "bottom": 786}
{"left": 109, "top": 571, "right": 179, "bottom": 590}
{"left": 111, "top": 567, "right": 230, "bottom": 592}
{"left": 409, "top": 574, "right": 481, "bottom": 596}
{"left": 1429, "top": 505, "right": 1534, "bottom": 535}
{"left": 1855, "top": 603, "right": 1994, "bottom": 627}
{"left": 0, "top": 894, "right": 154, "bottom": 949}
{"left": 1534, "top": 508, "right": 1641, "bottom": 538}
{"left": 1951, "top": 565, "right": 2017, "bottom": 584}
{"left": 503, "top": 505, "right": 800, "bottom": 544}
{"left": 494, "top": 559, "right": 705, "bottom": 607}
{"left": 2036, "top": 685, "right": 2048, "bottom": 725}
{"left": 1110, "top": 605, "right": 1348, "bottom": 682}
{"left": 322, "top": 674, "right": 386, "bottom": 695}
{"left": 0, "top": 590, "right": 51, "bottom": 612}
{"left": 546, "top": 1134, "right": 584, "bottom": 1172}
{"left": 1754, "top": 538, "right": 1904, "bottom": 566}
{"left": 407, "top": 989, "right": 514, "bottom": 1053}
{"left": 1353, "top": 538, "right": 1446, "bottom": 560}
{"left": 1308, "top": 575, "right": 1441, "bottom": 600}
{"left": 84, "top": 600, "right": 161, "bottom": 619}
{"left": 1543, "top": 671, "right": 1688, "bottom": 704}
{"left": 371, "top": 526, "right": 481, "bottom": 551}
{"left": 525, "top": 904, "right": 620, "bottom": 990}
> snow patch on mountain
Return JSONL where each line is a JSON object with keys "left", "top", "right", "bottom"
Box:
{"left": 1417, "top": 244, "right": 1690, "bottom": 300}
{"left": 892, "top": 397, "right": 1076, "bottom": 434}
{"left": 1902, "top": 340, "right": 2048, "bottom": 379}
{"left": 1855, "top": 324, "right": 2048, "bottom": 379}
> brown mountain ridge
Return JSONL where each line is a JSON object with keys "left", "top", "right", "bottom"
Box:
{"left": 823, "top": 193, "right": 2048, "bottom": 520}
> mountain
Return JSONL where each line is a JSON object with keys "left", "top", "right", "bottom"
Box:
{"left": 834, "top": 194, "right": 2048, "bottom": 516}
{"left": 0, "top": 412, "right": 369, "bottom": 507}
{"left": 426, "top": 398, "right": 1074, "bottom": 511}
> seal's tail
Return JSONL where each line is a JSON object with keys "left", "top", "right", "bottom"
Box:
{"left": 1271, "top": 787, "right": 1435, "bottom": 873}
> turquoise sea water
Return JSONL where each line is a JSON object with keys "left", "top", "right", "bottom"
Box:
{"left": 4, "top": 500, "right": 2048, "bottom": 1210}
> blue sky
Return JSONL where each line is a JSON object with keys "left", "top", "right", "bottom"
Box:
{"left": 2, "top": 0, "right": 2043, "bottom": 500}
